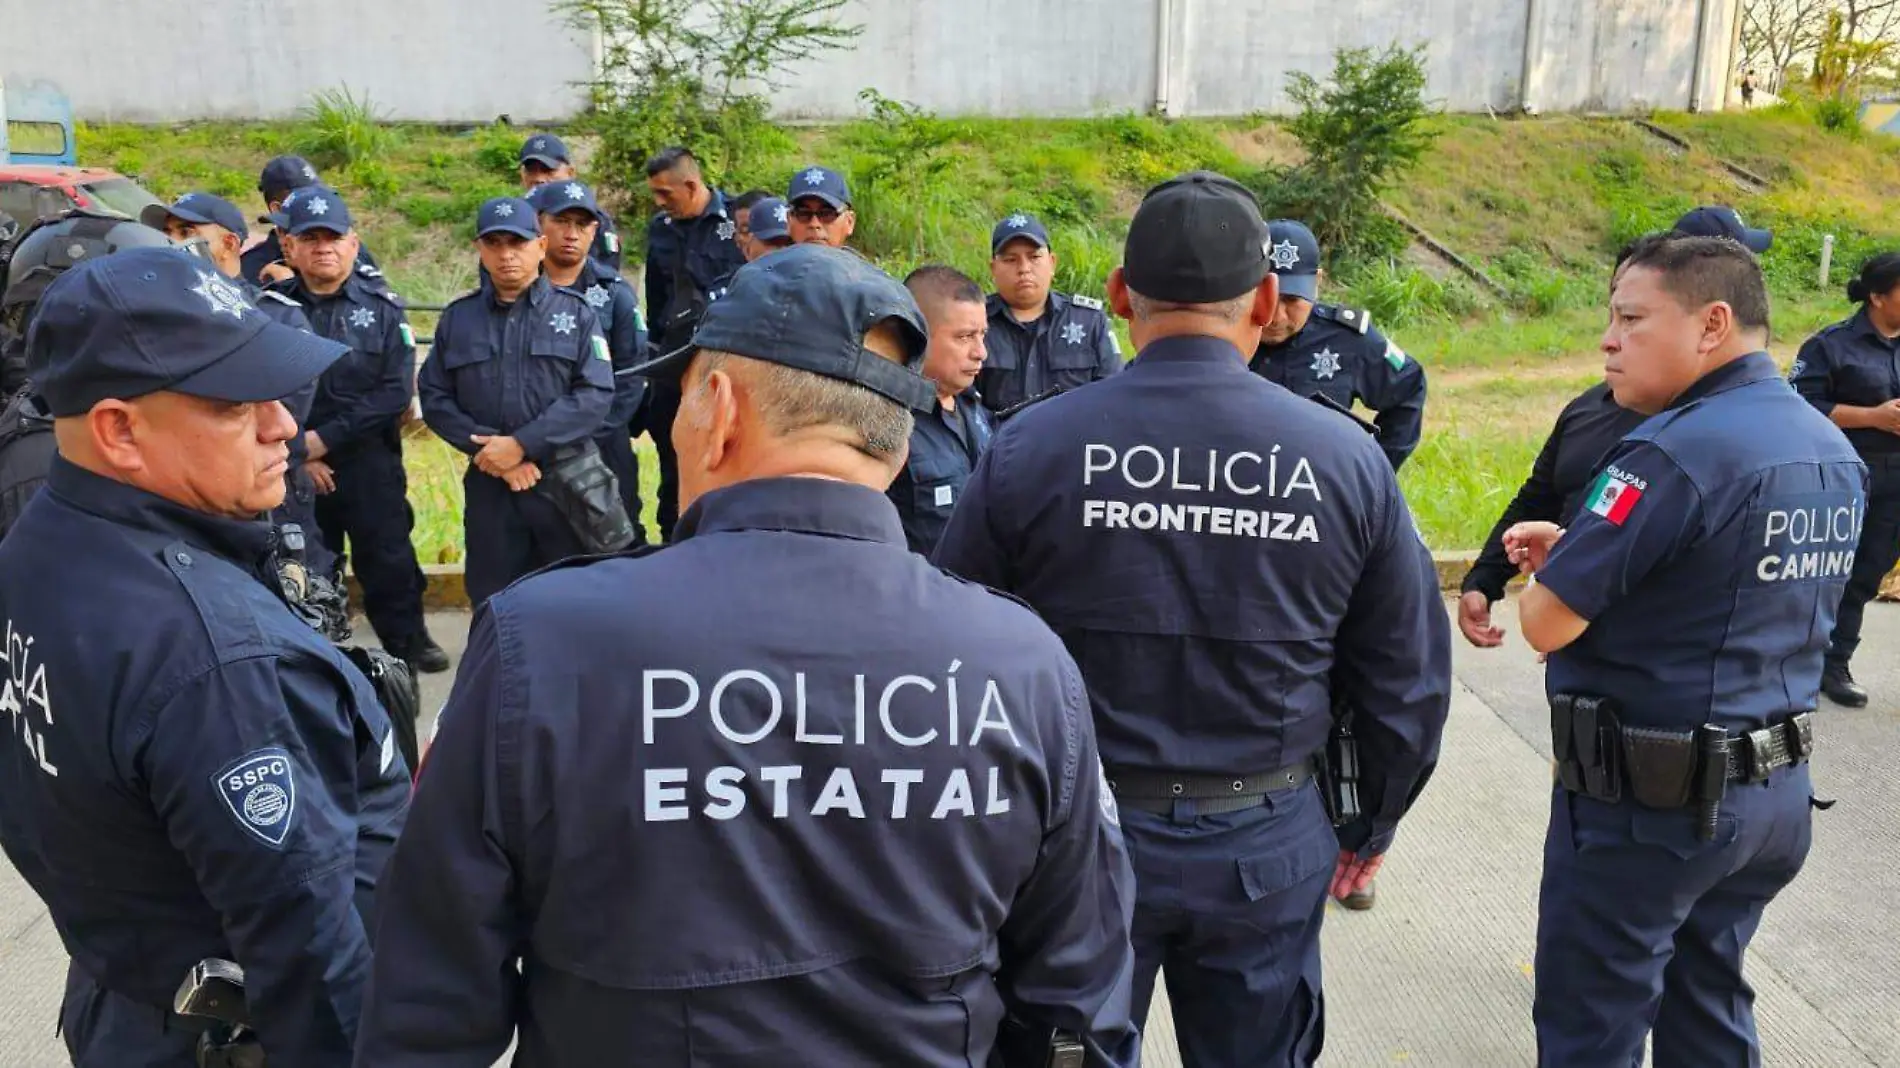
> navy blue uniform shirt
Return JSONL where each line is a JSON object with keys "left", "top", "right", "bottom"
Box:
{"left": 418, "top": 276, "right": 615, "bottom": 461}
{"left": 978, "top": 291, "right": 1122, "bottom": 415}
{"left": 272, "top": 274, "right": 416, "bottom": 456}
{"left": 241, "top": 232, "right": 380, "bottom": 288}
{"left": 643, "top": 191, "right": 746, "bottom": 353}
{"left": 1463, "top": 383, "right": 1648, "bottom": 602}
{"left": 1539, "top": 353, "right": 1868, "bottom": 731}
{"left": 1790, "top": 307, "right": 1900, "bottom": 458}
{"left": 562, "top": 259, "right": 650, "bottom": 432}
{"left": 0, "top": 459, "right": 410, "bottom": 1060}
{"left": 1252, "top": 304, "right": 1427, "bottom": 470}
{"left": 934, "top": 334, "right": 1451, "bottom": 854}
{"left": 356, "top": 477, "right": 1140, "bottom": 1068}
{"left": 888, "top": 391, "right": 993, "bottom": 555}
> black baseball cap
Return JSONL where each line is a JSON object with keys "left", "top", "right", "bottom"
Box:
{"left": 520, "top": 133, "right": 571, "bottom": 170}
{"left": 1672, "top": 205, "right": 1772, "bottom": 254}
{"left": 1123, "top": 171, "right": 1271, "bottom": 303}
{"left": 281, "top": 186, "right": 354, "bottom": 237}
{"left": 258, "top": 156, "right": 321, "bottom": 198}
{"left": 140, "top": 192, "right": 250, "bottom": 242}
{"left": 28, "top": 246, "right": 346, "bottom": 417}
{"left": 632, "top": 243, "right": 933, "bottom": 411}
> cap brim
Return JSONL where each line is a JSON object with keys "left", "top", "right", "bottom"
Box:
{"left": 478, "top": 223, "right": 542, "bottom": 241}
{"left": 261, "top": 212, "right": 289, "bottom": 229}
{"left": 1743, "top": 228, "right": 1773, "bottom": 253}
{"left": 1276, "top": 274, "right": 1318, "bottom": 302}
{"left": 792, "top": 192, "right": 849, "bottom": 211}
{"left": 170, "top": 318, "right": 349, "bottom": 404}
{"left": 992, "top": 233, "right": 1049, "bottom": 255}
{"left": 752, "top": 226, "right": 791, "bottom": 242}
{"left": 139, "top": 205, "right": 180, "bottom": 231}
{"left": 286, "top": 220, "right": 348, "bottom": 236}
{"left": 521, "top": 154, "right": 567, "bottom": 169}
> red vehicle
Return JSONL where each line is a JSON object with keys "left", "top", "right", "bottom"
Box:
{"left": 0, "top": 165, "right": 162, "bottom": 231}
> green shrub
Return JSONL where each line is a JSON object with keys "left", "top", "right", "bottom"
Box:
{"left": 295, "top": 86, "right": 396, "bottom": 166}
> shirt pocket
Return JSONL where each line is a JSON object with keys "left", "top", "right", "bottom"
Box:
{"left": 1832, "top": 360, "right": 1894, "bottom": 406}
{"left": 908, "top": 447, "right": 967, "bottom": 519}
{"left": 1046, "top": 321, "right": 1100, "bottom": 384}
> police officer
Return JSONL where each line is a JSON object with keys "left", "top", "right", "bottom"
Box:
{"left": 742, "top": 196, "right": 795, "bottom": 261}
{"left": 1251, "top": 220, "right": 1427, "bottom": 471}
{"left": 0, "top": 211, "right": 178, "bottom": 537}
{"left": 528, "top": 179, "right": 651, "bottom": 534}
{"left": 0, "top": 246, "right": 412, "bottom": 1066}
{"left": 357, "top": 243, "right": 1140, "bottom": 1067}
{"left": 888, "top": 264, "right": 993, "bottom": 555}
{"left": 271, "top": 186, "right": 448, "bottom": 673}
{"left": 979, "top": 212, "right": 1122, "bottom": 418}
{"left": 141, "top": 191, "right": 341, "bottom": 581}
{"left": 1506, "top": 234, "right": 1862, "bottom": 1066}
{"left": 785, "top": 164, "right": 856, "bottom": 248}
{"left": 242, "top": 156, "right": 380, "bottom": 286}
{"left": 643, "top": 145, "right": 747, "bottom": 540}
{"left": 1788, "top": 252, "right": 1900, "bottom": 708}
{"left": 518, "top": 132, "right": 623, "bottom": 271}
{"left": 419, "top": 197, "right": 615, "bottom": 611}
{"left": 934, "top": 172, "right": 1451, "bottom": 1067}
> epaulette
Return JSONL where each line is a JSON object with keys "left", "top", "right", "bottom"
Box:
{"left": 257, "top": 290, "right": 301, "bottom": 308}
{"left": 1315, "top": 304, "right": 1373, "bottom": 335}
{"left": 354, "top": 263, "right": 385, "bottom": 281}
{"left": 1070, "top": 294, "right": 1105, "bottom": 312}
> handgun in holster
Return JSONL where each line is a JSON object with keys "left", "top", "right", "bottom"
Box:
{"left": 990, "top": 1017, "right": 1086, "bottom": 1068}
{"left": 1317, "top": 702, "right": 1363, "bottom": 829}
{"left": 174, "top": 959, "right": 265, "bottom": 1068}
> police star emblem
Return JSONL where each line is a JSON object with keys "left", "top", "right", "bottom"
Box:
{"left": 551, "top": 311, "right": 578, "bottom": 335}
{"left": 1062, "top": 322, "right": 1087, "bottom": 345}
{"left": 584, "top": 285, "right": 610, "bottom": 308}
{"left": 1007, "top": 213, "right": 1030, "bottom": 229}
{"left": 774, "top": 203, "right": 790, "bottom": 222}
{"left": 349, "top": 306, "right": 376, "bottom": 329}
{"left": 192, "top": 270, "right": 252, "bottom": 320}
{"left": 301, "top": 163, "right": 317, "bottom": 180}
{"left": 716, "top": 219, "right": 736, "bottom": 241}
{"left": 1310, "top": 348, "right": 1342, "bottom": 380}
{"left": 565, "top": 182, "right": 586, "bottom": 200}
{"left": 802, "top": 167, "right": 827, "bottom": 187}
{"left": 1270, "top": 240, "right": 1302, "bottom": 271}
{"left": 495, "top": 202, "right": 515, "bottom": 218}
{"left": 306, "top": 196, "right": 329, "bottom": 217}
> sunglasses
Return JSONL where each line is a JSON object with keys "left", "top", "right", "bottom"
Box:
{"left": 791, "top": 205, "right": 843, "bottom": 223}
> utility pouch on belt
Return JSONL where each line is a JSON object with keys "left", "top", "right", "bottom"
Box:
{"left": 1551, "top": 694, "right": 1621, "bottom": 803}
{"left": 1620, "top": 727, "right": 1697, "bottom": 809}
{"left": 536, "top": 441, "right": 637, "bottom": 554}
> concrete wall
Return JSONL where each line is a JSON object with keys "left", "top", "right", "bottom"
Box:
{"left": 1, "top": 0, "right": 1737, "bottom": 123}
{"left": 0, "top": 0, "right": 591, "bottom": 122}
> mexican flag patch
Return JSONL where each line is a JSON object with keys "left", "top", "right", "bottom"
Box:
{"left": 398, "top": 323, "right": 415, "bottom": 347}
{"left": 1383, "top": 341, "right": 1407, "bottom": 370}
{"left": 590, "top": 335, "right": 611, "bottom": 362}
{"left": 1585, "top": 468, "right": 1644, "bottom": 526}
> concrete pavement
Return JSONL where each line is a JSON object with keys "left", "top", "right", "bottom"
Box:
{"left": 0, "top": 599, "right": 1895, "bottom": 1066}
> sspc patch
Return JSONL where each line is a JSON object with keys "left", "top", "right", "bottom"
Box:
{"left": 214, "top": 748, "right": 298, "bottom": 848}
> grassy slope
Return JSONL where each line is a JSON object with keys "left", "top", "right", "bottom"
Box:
{"left": 75, "top": 108, "right": 1900, "bottom": 556}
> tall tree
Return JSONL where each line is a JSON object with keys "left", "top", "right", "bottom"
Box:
{"left": 1744, "top": 0, "right": 1830, "bottom": 91}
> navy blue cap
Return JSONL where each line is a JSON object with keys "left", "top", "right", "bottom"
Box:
{"left": 519, "top": 133, "right": 571, "bottom": 169}
{"left": 477, "top": 197, "right": 541, "bottom": 240}
{"left": 1124, "top": 171, "right": 1271, "bottom": 304}
{"left": 991, "top": 212, "right": 1051, "bottom": 255}
{"left": 141, "top": 192, "right": 249, "bottom": 242}
{"left": 281, "top": 186, "right": 353, "bottom": 236}
{"left": 1265, "top": 219, "right": 1321, "bottom": 302}
{"left": 27, "top": 246, "right": 347, "bottom": 418}
{"left": 787, "top": 165, "right": 850, "bottom": 210}
{"left": 632, "top": 244, "right": 933, "bottom": 412}
{"left": 748, "top": 197, "right": 792, "bottom": 243}
{"left": 1672, "top": 205, "right": 1772, "bottom": 254}
{"left": 258, "top": 155, "right": 321, "bottom": 196}
{"left": 528, "top": 180, "right": 606, "bottom": 224}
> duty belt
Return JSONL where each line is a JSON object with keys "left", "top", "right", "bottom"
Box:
{"left": 1551, "top": 694, "right": 1815, "bottom": 816}
{"left": 1725, "top": 716, "right": 1814, "bottom": 784}
{"left": 1105, "top": 761, "right": 1312, "bottom": 815}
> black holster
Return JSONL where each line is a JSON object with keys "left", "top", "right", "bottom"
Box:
{"left": 174, "top": 959, "right": 265, "bottom": 1068}
{"left": 1549, "top": 694, "right": 1622, "bottom": 803}
{"left": 343, "top": 646, "right": 420, "bottom": 777}
{"left": 1317, "top": 703, "right": 1363, "bottom": 829}
{"left": 990, "top": 1018, "right": 1085, "bottom": 1068}
{"left": 535, "top": 441, "right": 637, "bottom": 554}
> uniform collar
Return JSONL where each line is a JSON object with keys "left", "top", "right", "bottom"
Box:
{"left": 674, "top": 477, "right": 906, "bottom": 547}
{"left": 987, "top": 290, "right": 1062, "bottom": 325}
{"left": 43, "top": 456, "right": 277, "bottom": 566}
{"left": 1669, "top": 351, "right": 1781, "bottom": 410}
{"left": 1851, "top": 307, "right": 1900, "bottom": 347}
{"left": 1131, "top": 334, "right": 1251, "bottom": 370}
{"left": 290, "top": 272, "right": 359, "bottom": 305}
{"left": 485, "top": 273, "right": 553, "bottom": 310}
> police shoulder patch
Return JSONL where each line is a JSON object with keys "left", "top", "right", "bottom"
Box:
{"left": 1383, "top": 340, "right": 1408, "bottom": 370}
{"left": 213, "top": 747, "right": 297, "bottom": 849}
{"left": 1070, "top": 294, "right": 1104, "bottom": 312}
